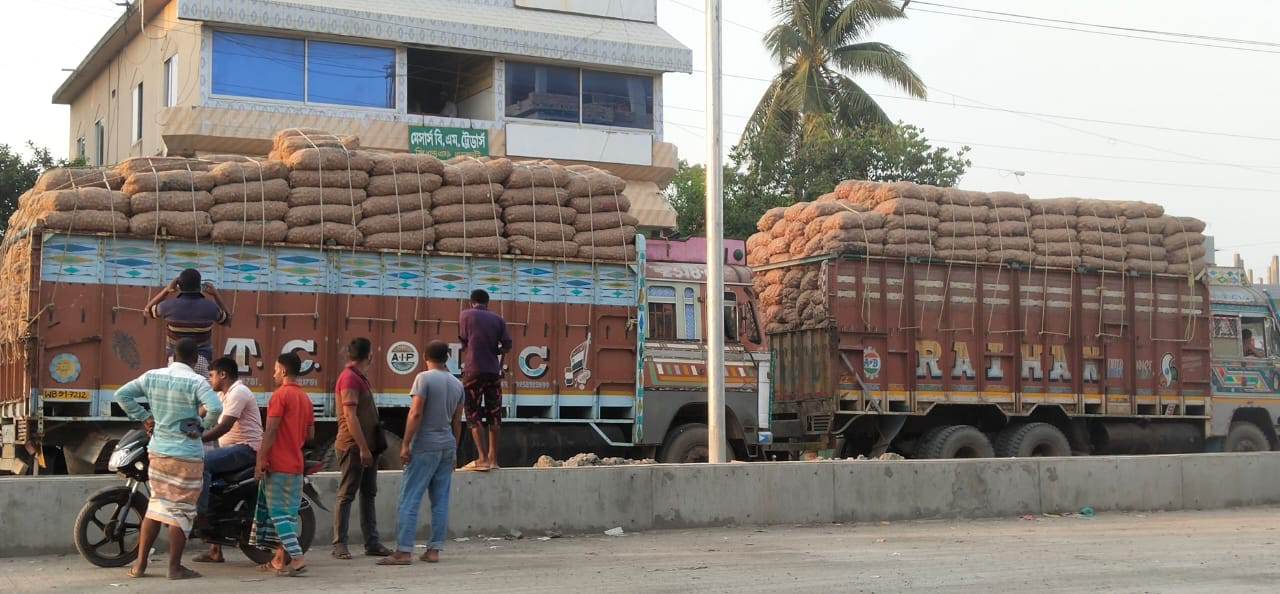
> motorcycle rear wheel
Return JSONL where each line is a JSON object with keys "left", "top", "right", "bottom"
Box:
{"left": 74, "top": 486, "right": 146, "bottom": 567}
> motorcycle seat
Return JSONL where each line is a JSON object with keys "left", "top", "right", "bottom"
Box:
{"left": 215, "top": 466, "right": 256, "bottom": 485}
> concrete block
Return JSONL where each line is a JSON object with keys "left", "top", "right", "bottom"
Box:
{"left": 1038, "top": 456, "right": 1120, "bottom": 513}
{"left": 451, "top": 466, "right": 654, "bottom": 536}
{"left": 651, "top": 462, "right": 833, "bottom": 528}
{"left": 1181, "top": 453, "right": 1270, "bottom": 509}
{"left": 912, "top": 459, "right": 1040, "bottom": 519}
{"left": 1114, "top": 455, "right": 1183, "bottom": 511}
{"left": 0, "top": 475, "right": 115, "bottom": 556}
{"left": 832, "top": 461, "right": 918, "bottom": 522}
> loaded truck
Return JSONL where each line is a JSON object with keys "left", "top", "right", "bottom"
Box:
{"left": 761, "top": 255, "right": 1280, "bottom": 458}
{"left": 0, "top": 230, "right": 768, "bottom": 474}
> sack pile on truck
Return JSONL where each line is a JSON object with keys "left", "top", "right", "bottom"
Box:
{"left": 747, "top": 179, "right": 1212, "bottom": 332}
{"left": 431, "top": 156, "right": 513, "bottom": 255}
{"left": 0, "top": 236, "right": 34, "bottom": 343}
{"left": 208, "top": 159, "right": 290, "bottom": 243}
{"left": 277, "top": 128, "right": 370, "bottom": 247}
{"left": 118, "top": 157, "right": 215, "bottom": 240}
{"left": 358, "top": 152, "right": 444, "bottom": 250}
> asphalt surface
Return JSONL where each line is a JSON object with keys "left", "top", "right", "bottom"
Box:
{"left": 4, "top": 507, "right": 1279, "bottom": 592}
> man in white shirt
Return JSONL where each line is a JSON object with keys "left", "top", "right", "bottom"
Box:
{"left": 194, "top": 356, "right": 263, "bottom": 563}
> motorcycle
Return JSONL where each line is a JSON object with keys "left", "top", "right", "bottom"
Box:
{"left": 74, "top": 429, "right": 326, "bottom": 567}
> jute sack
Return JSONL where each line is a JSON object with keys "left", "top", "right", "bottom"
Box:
{"left": 366, "top": 173, "right": 443, "bottom": 196}
{"left": 1126, "top": 259, "right": 1168, "bottom": 274}
{"left": 568, "top": 195, "right": 630, "bottom": 213}
{"left": 884, "top": 243, "right": 936, "bottom": 258}
{"left": 809, "top": 238, "right": 884, "bottom": 258}
{"left": 1030, "top": 198, "right": 1081, "bottom": 216}
{"left": 431, "top": 203, "right": 501, "bottom": 225}
{"left": 130, "top": 211, "right": 213, "bottom": 239}
{"left": 508, "top": 236, "right": 580, "bottom": 258}
{"left": 766, "top": 237, "right": 792, "bottom": 257}
{"left": 577, "top": 244, "right": 638, "bottom": 261}
{"left": 209, "top": 201, "right": 289, "bottom": 223}
{"left": 941, "top": 188, "right": 991, "bottom": 207}
{"left": 129, "top": 191, "right": 214, "bottom": 214}
{"left": 1164, "top": 231, "right": 1206, "bottom": 252}
{"left": 1123, "top": 217, "right": 1168, "bottom": 234}
{"left": 31, "top": 188, "right": 130, "bottom": 213}
{"left": 507, "top": 164, "right": 571, "bottom": 190}
{"left": 1125, "top": 231, "right": 1163, "bottom": 246}
{"left": 39, "top": 210, "right": 130, "bottom": 233}
{"left": 800, "top": 270, "right": 820, "bottom": 291}
{"left": 366, "top": 152, "right": 444, "bottom": 176}
{"left": 1081, "top": 256, "right": 1125, "bottom": 272}
{"left": 116, "top": 157, "right": 209, "bottom": 177}
{"left": 288, "top": 187, "right": 368, "bottom": 207}
{"left": 1077, "top": 215, "right": 1124, "bottom": 233}
{"left": 433, "top": 183, "right": 504, "bottom": 207}
{"left": 435, "top": 236, "right": 508, "bottom": 255}
{"left": 1029, "top": 214, "right": 1076, "bottom": 229}
{"left": 364, "top": 229, "right": 435, "bottom": 251}
{"left": 212, "top": 179, "right": 290, "bottom": 204}
{"left": 1034, "top": 255, "right": 1080, "bottom": 268}
{"left": 211, "top": 220, "right": 288, "bottom": 243}
{"left": 987, "top": 220, "right": 1029, "bottom": 236}
{"left": 363, "top": 194, "right": 431, "bottom": 216}
{"left": 872, "top": 181, "right": 929, "bottom": 205}
{"left": 1120, "top": 201, "right": 1164, "bottom": 219}
{"left": 988, "top": 236, "right": 1035, "bottom": 252}
{"left": 883, "top": 214, "right": 938, "bottom": 231}
{"left": 813, "top": 227, "right": 886, "bottom": 244}
{"left": 435, "top": 220, "right": 504, "bottom": 239}
{"left": 822, "top": 211, "right": 885, "bottom": 231}
{"left": 285, "top": 223, "right": 363, "bottom": 247}
{"left": 1167, "top": 260, "right": 1206, "bottom": 276}
{"left": 1168, "top": 244, "right": 1208, "bottom": 263}
{"left": 987, "top": 191, "right": 1031, "bottom": 208}
{"left": 1031, "top": 228, "right": 1076, "bottom": 243}
{"left": 937, "top": 221, "right": 987, "bottom": 236}
{"left": 937, "top": 204, "right": 988, "bottom": 222}
{"left": 987, "top": 207, "right": 1030, "bottom": 223}
{"left": 1078, "top": 230, "right": 1125, "bottom": 247}
{"left": 574, "top": 226, "right": 636, "bottom": 247}
{"left": 210, "top": 161, "right": 289, "bottom": 185}
{"left": 1080, "top": 244, "right": 1126, "bottom": 260}
{"left": 1166, "top": 216, "right": 1206, "bottom": 234}
{"left": 498, "top": 187, "right": 570, "bottom": 208}
{"left": 936, "top": 236, "right": 985, "bottom": 251}
{"left": 506, "top": 222, "right": 575, "bottom": 241}
{"left": 798, "top": 201, "right": 848, "bottom": 223}
{"left": 34, "top": 167, "right": 124, "bottom": 192}
{"left": 443, "top": 159, "right": 514, "bottom": 186}
{"left": 505, "top": 205, "right": 577, "bottom": 225}
{"left": 1126, "top": 243, "right": 1167, "bottom": 260}
{"left": 565, "top": 170, "right": 627, "bottom": 196}
{"left": 886, "top": 228, "right": 936, "bottom": 244}
{"left": 1035, "top": 242, "right": 1078, "bottom": 257}
{"left": 357, "top": 210, "right": 433, "bottom": 235}
{"left": 758, "top": 207, "right": 787, "bottom": 232}
{"left": 285, "top": 148, "right": 373, "bottom": 172}
{"left": 873, "top": 198, "right": 936, "bottom": 217}
{"left": 573, "top": 212, "right": 637, "bottom": 232}
{"left": 288, "top": 170, "right": 370, "bottom": 189}
{"left": 988, "top": 249, "right": 1034, "bottom": 264}
{"left": 285, "top": 204, "right": 361, "bottom": 227}
{"left": 273, "top": 129, "right": 358, "bottom": 154}
{"left": 123, "top": 170, "right": 216, "bottom": 194}
{"left": 939, "top": 249, "right": 988, "bottom": 262}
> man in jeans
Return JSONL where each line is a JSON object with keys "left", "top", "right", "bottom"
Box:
{"left": 332, "top": 338, "right": 391, "bottom": 559}
{"left": 194, "top": 356, "right": 262, "bottom": 564}
{"left": 459, "top": 289, "right": 512, "bottom": 471}
{"left": 379, "top": 341, "right": 464, "bottom": 565}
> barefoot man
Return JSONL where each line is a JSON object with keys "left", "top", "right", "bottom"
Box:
{"left": 459, "top": 289, "right": 511, "bottom": 471}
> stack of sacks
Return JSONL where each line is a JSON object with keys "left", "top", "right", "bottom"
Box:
{"left": 433, "top": 156, "right": 513, "bottom": 254}
{"left": 0, "top": 237, "right": 33, "bottom": 344}
{"left": 1029, "top": 197, "right": 1079, "bottom": 269}
{"left": 1164, "top": 216, "right": 1208, "bottom": 275}
{"left": 796, "top": 265, "right": 828, "bottom": 329}
{"left": 755, "top": 265, "right": 808, "bottom": 333}
{"left": 123, "top": 167, "right": 214, "bottom": 240}
{"left": 985, "top": 191, "right": 1033, "bottom": 264}
{"left": 208, "top": 160, "right": 290, "bottom": 243}
{"left": 358, "top": 152, "right": 443, "bottom": 250}
{"left": 1072, "top": 199, "right": 1126, "bottom": 272}
{"left": 280, "top": 133, "right": 371, "bottom": 247}
{"left": 797, "top": 200, "right": 884, "bottom": 258}
{"left": 9, "top": 185, "right": 131, "bottom": 234}
{"left": 268, "top": 128, "right": 359, "bottom": 162}
{"left": 870, "top": 182, "right": 939, "bottom": 259}
{"left": 500, "top": 161, "right": 576, "bottom": 258}
{"left": 745, "top": 207, "right": 787, "bottom": 267}
{"left": 1121, "top": 214, "right": 1170, "bottom": 274}
{"left": 936, "top": 188, "right": 990, "bottom": 262}
{"left": 31, "top": 166, "right": 124, "bottom": 193}
{"left": 564, "top": 164, "right": 637, "bottom": 261}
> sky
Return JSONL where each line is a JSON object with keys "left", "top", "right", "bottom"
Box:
{"left": 3, "top": 1, "right": 1279, "bottom": 273}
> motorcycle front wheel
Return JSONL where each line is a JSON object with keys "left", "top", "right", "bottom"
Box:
{"left": 74, "top": 486, "right": 147, "bottom": 567}
{"left": 238, "top": 502, "right": 316, "bottom": 564}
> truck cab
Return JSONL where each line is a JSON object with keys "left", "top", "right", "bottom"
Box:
{"left": 1204, "top": 266, "right": 1280, "bottom": 451}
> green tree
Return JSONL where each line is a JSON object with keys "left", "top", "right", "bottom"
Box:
{"left": 0, "top": 142, "right": 71, "bottom": 239}
{"left": 664, "top": 160, "right": 706, "bottom": 237}
{"left": 745, "top": 0, "right": 925, "bottom": 146}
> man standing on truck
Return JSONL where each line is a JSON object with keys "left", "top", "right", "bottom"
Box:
{"left": 332, "top": 338, "right": 392, "bottom": 559}
{"left": 193, "top": 356, "right": 263, "bottom": 564}
{"left": 250, "top": 352, "right": 315, "bottom": 577}
{"left": 145, "top": 268, "right": 230, "bottom": 376}
{"left": 115, "top": 338, "right": 222, "bottom": 580}
{"left": 459, "top": 289, "right": 512, "bottom": 471}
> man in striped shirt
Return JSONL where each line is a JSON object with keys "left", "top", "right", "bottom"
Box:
{"left": 145, "top": 268, "right": 229, "bottom": 376}
{"left": 115, "top": 338, "right": 222, "bottom": 580}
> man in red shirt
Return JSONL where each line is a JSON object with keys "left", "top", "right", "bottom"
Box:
{"left": 331, "top": 337, "right": 391, "bottom": 559}
{"left": 250, "top": 353, "right": 315, "bottom": 577}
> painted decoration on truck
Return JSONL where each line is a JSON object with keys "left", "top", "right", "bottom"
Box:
{"left": 1211, "top": 363, "right": 1280, "bottom": 394}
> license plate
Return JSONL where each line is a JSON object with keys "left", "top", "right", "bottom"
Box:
{"left": 43, "top": 389, "right": 91, "bottom": 402}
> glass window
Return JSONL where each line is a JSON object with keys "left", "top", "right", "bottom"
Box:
{"left": 683, "top": 287, "right": 697, "bottom": 340}
{"left": 648, "top": 303, "right": 676, "bottom": 340}
{"left": 163, "top": 55, "right": 178, "bottom": 107}
{"left": 505, "top": 62, "right": 580, "bottom": 123}
{"left": 582, "top": 70, "right": 653, "bottom": 129}
{"left": 93, "top": 121, "right": 105, "bottom": 165}
{"left": 132, "top": 83, "right": 143, "bottom": 143}
{"left": 307, "top": 41, "right": 395, "bottom": 108}
{"left": 724, "top": 291, "right": 739, "bottom": 342}
{"left": 212, "top": 31, "right": 304, "bottom": 101}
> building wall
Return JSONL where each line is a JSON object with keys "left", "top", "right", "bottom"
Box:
{"left": 66, "top": 1, "right": 200, "bottom": 163}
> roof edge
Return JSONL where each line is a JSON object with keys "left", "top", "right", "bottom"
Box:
{"left": 52, "top": 0, "right": 173, "bottom": 105}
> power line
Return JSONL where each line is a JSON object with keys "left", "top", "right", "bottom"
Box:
{"left": 970, "top": 165, "right": 1279, "bottom": 193}
{"left": 928, "top": 139, "right": 1280, "bottom": 170}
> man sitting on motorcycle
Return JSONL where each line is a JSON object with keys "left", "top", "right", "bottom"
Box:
{"left": 114, "top": 338, "right": 222, "bottom": 580}
{"left": 193, "top": 356, "right": 263, "bottom": 564}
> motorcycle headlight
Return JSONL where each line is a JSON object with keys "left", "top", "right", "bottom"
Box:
{"left": 108, "top": 447, "right": 133, "bottom": 472}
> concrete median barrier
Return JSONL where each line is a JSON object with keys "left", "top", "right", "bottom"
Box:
{"left": 3, "top": 453, "right": 1280, "bottom": 557}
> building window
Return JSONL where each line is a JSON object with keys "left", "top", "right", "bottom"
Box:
{"left": 647, "top": 285, "right": 677, "bottom": 341}
{"left": 93, "top": 121, "right": 105, "bottom": 165}
{"left": 307, "top": 41, "right": 395, "bottom": 108}
{"left": 582, "top": 70, "right": 653, "bottom": 129}
{"left": 505, "top": 62, "right": 580, "bottom": 123}
{"left": 212, "top": 31, "right": 305, "bottom": 101}
{"left": 75, "top": 137, "right": 86, "bottom": 163}
{"left": 723, "top": 291, "right": 739, "bottom": 342}
{"left": 163, "top": 55, "right": 178, "bottom": 107}
{"left": 131, "top": 82, "right": 143, "bottom": 144}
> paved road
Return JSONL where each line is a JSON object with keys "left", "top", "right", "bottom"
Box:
{"left": 5, "top": 508, "right": 1279, "bottom": 592}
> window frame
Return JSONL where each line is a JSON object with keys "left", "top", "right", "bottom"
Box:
{"left": 131, "top": 82, "right": 143, "bottom": 144}
{"left": 93, "top": 120, "right": 105, "bottom": 165}
{"left": 163, "top": 54, "right": 178, "bottom": 107}
{"left": 503, "top": 61, "right": 656, "bottom": 132}
{"left": 75, "top": 137, "right": 86, "bottom": 163}
{"left": 646, "top": 284, "right": 678, "bottom": 341}
{"left": 723, "top": 290, "right": 739, "bottom": 343}
{"left": 580, "top": 68, "right": 655, "bottom": 130}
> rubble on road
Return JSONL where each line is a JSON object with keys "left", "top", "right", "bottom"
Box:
{"left": 533, "top": 453, "right": 657, "bottom": 468}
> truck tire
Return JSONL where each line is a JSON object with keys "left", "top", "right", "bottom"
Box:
{"left": 918, "top": 425, "right": 994, "bottom": 459}
{"left": 993, "top": 423, "right": 1071, "bottom": 457}
{"left": 659, "top": 423, "right": 734, "bottom": 464}
{"left": 1223, "top": 422, "right": 1270, "bottom": 452}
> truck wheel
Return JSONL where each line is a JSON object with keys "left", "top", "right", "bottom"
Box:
{"left": 658, "top": 424, "right": 734, "bottom": 464}
{"left": 1223, "top": 422, "right": 1270, "bottom": 452}
{"left": 918, "top": 425, "right": 994, "bottom": 459}
{"left": 994, "top": 423, "right": 1071, "bottom": 457}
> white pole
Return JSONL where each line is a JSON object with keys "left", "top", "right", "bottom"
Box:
{"left": 705, "top": 0, "right": 727, "bottom": 464}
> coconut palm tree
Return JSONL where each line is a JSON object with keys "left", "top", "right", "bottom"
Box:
{"left": 744, "top": 0, "right": 926, "bottom": 145}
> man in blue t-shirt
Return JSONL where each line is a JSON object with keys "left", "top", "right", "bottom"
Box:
{"left": 378, "top": 341, "right": 464, "bottom": 566}
{"left": 145, "top": 268, "right": 230, "bottom": 376}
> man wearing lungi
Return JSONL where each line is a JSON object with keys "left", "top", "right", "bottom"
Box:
{"left": 115, "top": 338, "right": 222, "bottom": 580}
{"left": 250, "top": 352, "right": 315, "bottom": 576}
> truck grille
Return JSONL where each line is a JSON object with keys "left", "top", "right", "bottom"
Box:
{"left": 807, "top": 414, "right": 833, "bottom": 434}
